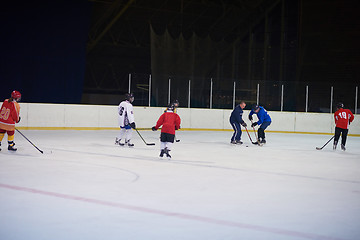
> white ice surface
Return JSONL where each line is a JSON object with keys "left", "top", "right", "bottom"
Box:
{"left": 1, "top": 130, "right": 360, "bottom": 240}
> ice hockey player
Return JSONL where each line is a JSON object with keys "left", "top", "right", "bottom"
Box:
{"left": 116, "top": 93, "right": 136, "bottom": 147}
{"left": 333, "top": 102, "right": 354, "bottom": 151}
{"left": 0, "top": 90, "right": 21, "bottom": 151}
{"left": 229, "top": 101, "right": 247, "bottom": 144}
{"left": 249, "top": 105, "right": 272, "bottom": 144}
{"left": 152, "top": 104, "right": 181, "bottom": 159}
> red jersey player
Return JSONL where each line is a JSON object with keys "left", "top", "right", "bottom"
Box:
{"left": 0, "top": 90, "right": 21, "bottom": 151}
{"left": 333, "top": 102, "right": 354, "bottom": 151}
{"left": 152, "top": 104, "right": 181, "bottom": 159}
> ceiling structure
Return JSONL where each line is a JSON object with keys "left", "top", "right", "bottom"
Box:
{"left": 83, "top": 0, "right": 280, "bottom": 99}
{"left": 87, "top": 0, "right": 276, "bottom": 53}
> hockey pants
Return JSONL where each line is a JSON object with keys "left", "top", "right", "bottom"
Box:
{"left": 160, "top": 132, "right": 175, "bottom": 151}
{"left": 334, "top": 127, "right": 348, "bottom": 146}
{"left": 258, "top": 121, "right": 271, "bottom": 140}
{"left": 0, "top": 129, "right": 15, "bottom": 146}
{"left": 118, "top": 126, "right": 133, "bottom": 142}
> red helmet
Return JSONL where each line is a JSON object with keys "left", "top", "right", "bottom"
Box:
{"left": 11, "top": 90, "right": 22, "bottom": 100}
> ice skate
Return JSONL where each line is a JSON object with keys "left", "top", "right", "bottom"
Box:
{"left": 126, "top": 140, "right": 134, "bottom": 147}
{"left": 8, "top": 142, "right": 17, "bottom": 151}
{"left": 231, "top": 140, "right": 237, "bottom": 144}
{"left": 333, "top": 141, "right": 337, "bottom": 150}
{"left": 159, "top": 149, "right": 165, "bottom": 158}
{"left": 115, "top": 138, "right": 125, "bottom": 146}
{"left": 341, "top": 144, "right": 346, "bottom": 151}
{"left": 164, "top": 148, "right": 171, "bottom": 159}
{"left": 260, "top": 139, "right": 266, "bottom": 144}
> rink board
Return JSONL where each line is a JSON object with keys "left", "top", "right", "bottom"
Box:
{"left": 11, "top": 103, "right": 360, "bottom": 135}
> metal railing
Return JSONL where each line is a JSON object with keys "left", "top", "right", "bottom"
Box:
{"left": 127, "top": 73, "right": 359, "bottom": 113}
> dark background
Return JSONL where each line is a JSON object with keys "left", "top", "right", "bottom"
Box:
{"left": 1, "top": 0, "right": 359, "bottom": 111}
{"left": 0, "top": 0, "right": 91, "bottom": 103}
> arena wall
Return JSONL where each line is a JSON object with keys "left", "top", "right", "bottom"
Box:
{"left": 15, "top": 103, "right": 360, "bottom": 136}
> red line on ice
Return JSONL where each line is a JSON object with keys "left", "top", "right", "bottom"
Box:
{"left": 0, "top": 183, "right": 344, "bottom": 240}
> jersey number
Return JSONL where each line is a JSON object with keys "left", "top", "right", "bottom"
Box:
{"left": 119, "top": 107, "right": 124, "bottom": 116}
{"left": 0, "top": 107, "right": 10, "bottom": 120}
{"left": 338, "top": 112, "right": 348, "bottom": 119}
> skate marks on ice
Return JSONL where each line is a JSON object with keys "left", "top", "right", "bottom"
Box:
{"left": 38, "top": 148, "right": 141, "bottom": 182}
{"left": 0, "top": 148, "right": 53, "bottom": 158}
{"left": 31, "top": 144, "right": 360, "bottom": 185}
{"left": 4, "top": 144, "right": 359, "bottom": 186}
{"left": 50, "top": 146, "right": 214, "bottom": 165}
{"left": 2, "top": 131, "right": 360, "bottom": 240}
{"left": 0, "top": 151, "right": 35, "bottom": 158}
{"left": 131, "top": 155, "right": 214, "bottom": 164}
{"left": 0, "top": 182, "right": 347, "bottom": 240}
{"left": 97, "top": 150, "right": 360, "bottom": 185}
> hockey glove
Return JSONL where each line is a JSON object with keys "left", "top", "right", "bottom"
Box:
{"left": 249, "top": 115, "right": 253, "bottom": 121}
{"left": 251, "top": 122, "right": 258, "bottom": 127}
{"left": 152, "top": 126, "right": 157, "bottom": 131}
{"left": 241, "top": 122, "right": 247, "bottom": 127}
{"left": 130, "top": 122, "right": 136, "bottom": 129}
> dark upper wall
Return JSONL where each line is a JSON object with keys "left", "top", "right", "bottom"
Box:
{"left": 298, "top": 0, "right": 360, "bottom": 83}
{"left": 0, "top": 1, "right": 92, "bottom": 103}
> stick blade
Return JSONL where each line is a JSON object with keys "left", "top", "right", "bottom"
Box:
{"left": 316, "top": 147, "right": 322, "bottom": 150}
{"left": 252, "top": 141, "right": 263, "bottom": 146}
{"left": 146, "top": 143, "right": 156, "bottom": 146}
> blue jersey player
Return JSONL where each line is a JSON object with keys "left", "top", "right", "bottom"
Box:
{"left": 229, "top": 101, "right": 247, "bottom": 144}
{"left": 249, "top": 105, "right": 271, "bottom": 143}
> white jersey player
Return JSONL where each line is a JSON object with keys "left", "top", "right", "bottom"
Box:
{"left": 116, "top": 93, "right": 136, "bottom": 147}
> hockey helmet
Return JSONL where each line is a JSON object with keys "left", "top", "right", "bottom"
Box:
{"left": 172, "top": 99, "right": 179, "bottom": 107}
{"left": 336, "top": 102, "right": 344, "bottom": 109}
{"left": 126, "top": 93, "right": 134, "bottom": 103}
{"left": 167, "top": 104, "right": 175, "bottom": 112}
{"left": 252, "top": 105, "right": 260, "bottom": 111}
{"left": 11, "top": 90, "right": 22, "bottom": 101}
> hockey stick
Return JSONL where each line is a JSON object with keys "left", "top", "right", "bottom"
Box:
{"left": 135, "top": 129, "right": 155, "bottom": 146}
{"left": 244, "top": 127, "right": 259, "bottom": 145}
{"left": 15, "top": 128, "right": 43, "bottom": 154}
{"left": 316, "top": 136, "right": 335, "bottom": 150}
{"left": 250, "top": 120, "right": 262, "bottom": 145}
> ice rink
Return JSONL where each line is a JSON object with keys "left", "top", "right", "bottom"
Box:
{"left": 1, "top": 130, "right": 360, "bottom": 240}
